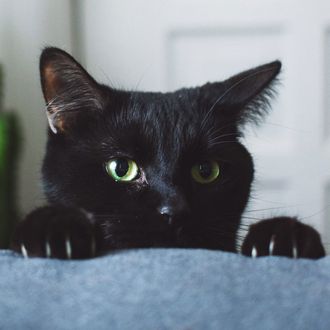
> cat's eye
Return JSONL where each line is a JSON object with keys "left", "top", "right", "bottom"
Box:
{"left": 105, "top": 158, "right": 139, "bottom": 182}
{"left": 191, "top": 160, "right": 220, "bottom": 184}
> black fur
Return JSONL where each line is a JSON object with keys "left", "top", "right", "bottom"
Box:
{"left": 10, "top": 47, "right": 325, "bottom": 259}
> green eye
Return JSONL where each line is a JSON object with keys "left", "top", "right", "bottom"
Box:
{"left": 191, "top": 160, "right": 220, "bottom": 184}
{"left": 106, "top": 158, "right": 139, "bottom": 182}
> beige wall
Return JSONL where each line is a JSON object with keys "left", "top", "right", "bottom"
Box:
{"left": 0, "top": 0, "right": 74, "bottom": 215}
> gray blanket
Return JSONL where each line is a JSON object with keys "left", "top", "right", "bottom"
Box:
{"left": 0, "top": 249, "right": 329, "bottom": 330}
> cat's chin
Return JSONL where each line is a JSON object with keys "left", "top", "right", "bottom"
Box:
{"left": 95, "top": 211, "right": 238, "bottom": 252}
{"left": 100, "top": 224, "right": 237, "bottom": 252}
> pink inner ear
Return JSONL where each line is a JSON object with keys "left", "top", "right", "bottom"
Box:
{"left": 44, "top": 65, "right": 59, "bottom": 102}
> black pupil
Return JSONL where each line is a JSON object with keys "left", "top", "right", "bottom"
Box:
{"left": 199, "top": 162, "right": 212, "bottom": 178}
{"left": 115, "top": 159, "right": 129, "bottom": 177}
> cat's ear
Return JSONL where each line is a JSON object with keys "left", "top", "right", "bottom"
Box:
{"left": 201, "top": 61, "right": 281, "bottom": 126}
{"left": 40, "top": 47, "right": 103, "bottom": 134}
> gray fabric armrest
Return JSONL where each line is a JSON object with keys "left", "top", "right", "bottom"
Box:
{"left": 0, "top": 249, "right": 329, "bottom": 330}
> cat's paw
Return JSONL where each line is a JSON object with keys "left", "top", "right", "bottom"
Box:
{"left": 10, "top": 205, "right": 99, "bottom": 259}
{"left": 241, "top": 217, "right": 325, "bottom": 259}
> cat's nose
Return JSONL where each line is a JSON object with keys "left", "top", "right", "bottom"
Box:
{"left": 159, "top": 206, "right": 171, "bottom": 216}
{"left": 157, "top": 197, "right": 188, "bottom": 225}
{"left": 158, "top": 206, "right": 175, "bottom": 225}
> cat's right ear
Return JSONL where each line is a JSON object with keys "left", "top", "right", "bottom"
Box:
{"left": 200, "top": 61, "right": 281, "bottom": 127}
{"left": 40, "top": 47, "right": 103, "bottom": 134}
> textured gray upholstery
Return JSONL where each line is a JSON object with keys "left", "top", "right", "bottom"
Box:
{"left": 0, "top": 249, "right": 329, "bottom": 330}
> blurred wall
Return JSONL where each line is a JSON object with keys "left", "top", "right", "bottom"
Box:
{"left": 0, "top": 0, "right": 74, "bottom": 215}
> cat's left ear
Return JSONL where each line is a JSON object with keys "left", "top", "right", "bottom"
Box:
{"left": 201, "top": 61, "right": 281, "bottom": 125}
{"left": 40, "top": 47, "right": 103, "bottom": 134}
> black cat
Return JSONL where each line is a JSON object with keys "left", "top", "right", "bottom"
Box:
{"left": 10, "top": 47, "right": 325, "bottom": 259}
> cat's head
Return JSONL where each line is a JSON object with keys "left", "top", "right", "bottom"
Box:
{"left": 40, "top": 47, "right": 281, "bottom": 251}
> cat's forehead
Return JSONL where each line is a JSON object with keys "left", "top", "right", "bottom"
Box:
{"left": 131, "top": 89, "right": 200, "bottom": 117}
{"left": 95, "top": 87, "right": 238, "bottom": 168}
{"left": 107, "top": 88, "right": 205, "bottom": 135}
{"left": 100, "top": 88, "right": 220, "bottom": 160}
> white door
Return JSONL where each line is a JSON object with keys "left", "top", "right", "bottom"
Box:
{"left": 77, "top": 0, "right": 330, "bottom": 251}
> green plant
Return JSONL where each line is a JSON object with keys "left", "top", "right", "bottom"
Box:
{"left": 0, "top": 65, "right": 20, "bottom": 248}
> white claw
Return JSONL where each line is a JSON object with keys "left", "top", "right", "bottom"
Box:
{"left": 45, "top": 240, "right": 52, "bottom": 258}
{"left": 292, "top": 239, "right": 298, "bottom": 259}
{"left": 21, "top": 243, "right": 29, "bottom": 259}
{"left": 65, "top": 237, "right": 72, "bottom": 259}
{"left": 91, "top": 236, "right": 96, "bottom": 257}
{"left": 251, "top": 246, "right": 258, "bottom": 258}
{"left": 269, "top": 235, "right": 275, "bottom": 256}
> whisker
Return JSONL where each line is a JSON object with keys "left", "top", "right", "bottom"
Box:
{"left": 300, "top": 208, "right": 327, "bottom": 221}
{"left": 244, "top": 206, "right": 300, "bottom": 213}
{"left": 208, "top": 141, "right": 238, "bottom": 147}
{"left": 241, "top": 216, "right": 264, "bottom": 221}
{"left": 207, "top": 132, "right": 238, "bottom": 144}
